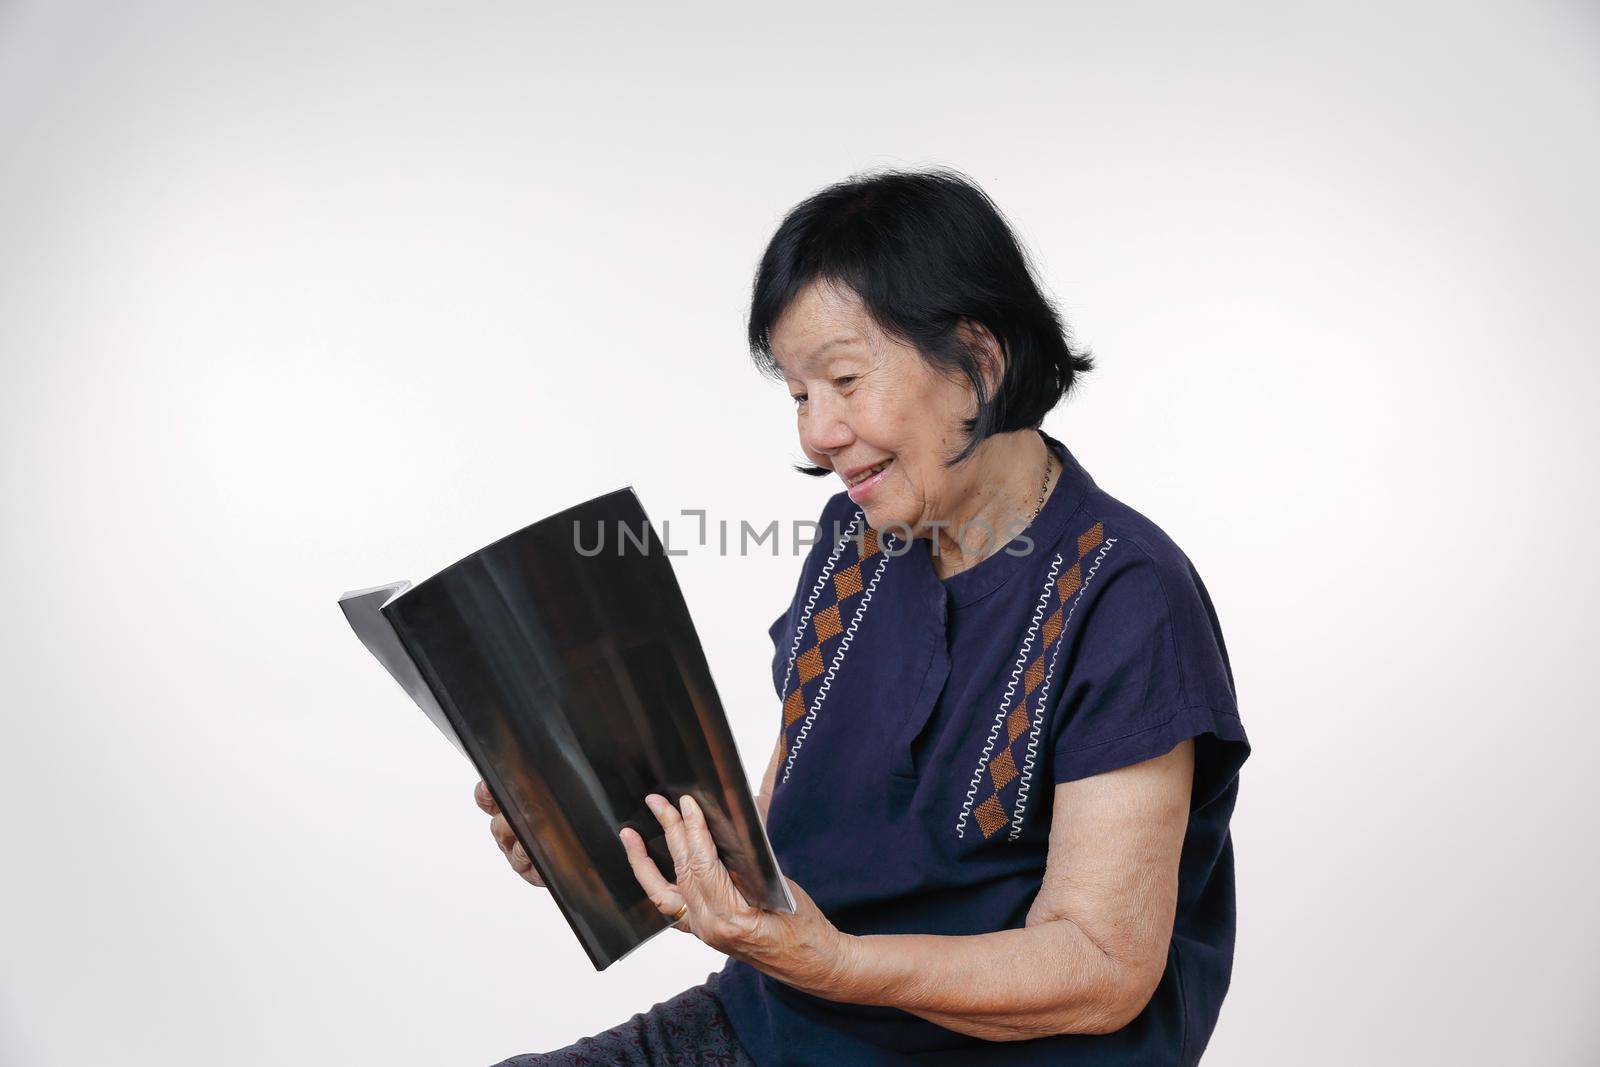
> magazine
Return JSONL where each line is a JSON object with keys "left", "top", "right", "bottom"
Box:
{"left": 338, "top": 487, "right": 793, "bottom": 970}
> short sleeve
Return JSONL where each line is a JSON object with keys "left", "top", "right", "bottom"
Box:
{"left": 1049, "top": 538, "right": 1250, "bottom": 812}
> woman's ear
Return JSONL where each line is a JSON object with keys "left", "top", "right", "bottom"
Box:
{"left": 957, "top": 318, "right": 1006, "bottom": 399}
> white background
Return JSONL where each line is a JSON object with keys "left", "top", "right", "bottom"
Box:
{"left": 2, "top": 2, "right": 1596, "bottom": 1063}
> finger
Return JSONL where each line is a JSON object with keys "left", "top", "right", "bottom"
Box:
{"left": 474, "top": 780, "right": 500, "bottom": 815}
{"left": 677, "top": 795, "right": 723, "bottom": 877}
{"left": 645, "top": 793, "right": 690, "bottom": 883}
{"left": 620, "top": 826, "right": 684, "bottom": 918}
{"left": 489, "top": 813, "right": 518, "bottom": 854}
{"left": 508, "top": 842, "right": 546, "bottom": 886}
{"left": 642, "top": 797, "right": 699, "bottom": 932}
{"left": 679, "top": 794, "right": 752, "bottom": 912}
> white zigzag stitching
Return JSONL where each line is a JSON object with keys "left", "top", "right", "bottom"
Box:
{"left": 954, "top": 552, "right": 1062, "bottom": 839}
{"left": 780, "top": 527, "right": 894, "bottom": 784}
{"left": 1008, "top": 537, "right": 1116, "bottom": 840}
{"left": 778, "top": 512, "right": 861, "bottom": 702}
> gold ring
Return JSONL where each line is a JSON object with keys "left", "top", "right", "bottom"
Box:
{"left": 672, "top": 902, "right": 689, "bottom": 923}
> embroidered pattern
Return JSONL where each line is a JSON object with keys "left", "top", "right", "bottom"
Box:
{"left": 957, "top": 521, "right": 1114, "bottom": 840}
{"left": 777, "top": 514, "right": 860, "bottom": 705}
{"left": 1009, "top": 535, "right": 1115, "bottom": 839}
{"left": 777, "top": 511, "right": 893, "bottom": 784}
{"left": 955, "top": 554, "right": 1059, "bottom": 840}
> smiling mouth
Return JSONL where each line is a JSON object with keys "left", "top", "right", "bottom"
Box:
{"left": 846, "top": 458, "right": 892, "bottom": 487}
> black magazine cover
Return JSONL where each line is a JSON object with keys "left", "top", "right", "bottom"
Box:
{"left": 338, "top": 487, "right": 793, "bottom": 970}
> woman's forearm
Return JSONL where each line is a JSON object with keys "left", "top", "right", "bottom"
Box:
{"left": 790, "top": 918, "right": 1145, "bottom": 1041}
{"left": 749, "top": 724, "right": 1144, "bottom": 1039}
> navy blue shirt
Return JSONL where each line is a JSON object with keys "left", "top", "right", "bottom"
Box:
{"left": 717, "top": 429, "right": 1250, "bottom": 1066}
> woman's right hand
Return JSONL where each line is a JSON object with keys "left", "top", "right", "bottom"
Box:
{"left": 474, "top": 780, "right": 545, "bottom": 887}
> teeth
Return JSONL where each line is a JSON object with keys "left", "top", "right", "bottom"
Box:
{"left": 849, "top": 459, "right": 890, "bottom": 486}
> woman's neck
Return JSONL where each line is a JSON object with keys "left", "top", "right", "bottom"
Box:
{"left": 927, "top": 429, "right": 1058, "bottom": 581}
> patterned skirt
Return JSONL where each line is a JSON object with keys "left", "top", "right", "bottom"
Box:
{"left": 489, "top": 970, "right": 756, "bottom": 1067}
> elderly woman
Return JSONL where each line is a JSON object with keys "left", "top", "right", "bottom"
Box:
{"left": 483, "top": 169, "right": 1251, "bottom": 1066}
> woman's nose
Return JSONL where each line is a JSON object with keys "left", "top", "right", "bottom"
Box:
{"left": 800, "top": 396, "right": 854, "bottom": 456}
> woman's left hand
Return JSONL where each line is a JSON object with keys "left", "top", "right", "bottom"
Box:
{"left": 620, "top": 793, "right": 852, "bottom": 995}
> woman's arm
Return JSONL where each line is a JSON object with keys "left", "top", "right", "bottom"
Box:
{"left": 808, "top": 739, "right": 1195, "bottom": 1039}
{"left": 754, "top": 730, "right": 785, "bottom": 823}
{"left": 624, "top": 738, "right": 1195, "bottom": 1041}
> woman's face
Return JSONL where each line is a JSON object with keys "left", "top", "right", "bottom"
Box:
{"left": 770, "top": 280, "right": 992, "bottom": 537}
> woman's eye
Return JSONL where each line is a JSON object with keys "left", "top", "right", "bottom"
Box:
{"left": 834, "top": 376, "right": 857, "bottom": 388}
{"left": 790, "top": 393, "right": 807, "bottom": 407}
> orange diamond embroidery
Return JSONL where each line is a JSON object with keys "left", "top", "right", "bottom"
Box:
{"left": 1006, "top": 703, "right": 1031, "bottom": 742}
{"left": 813, "top": 603, "right": 843, "bottom": 642}
{"left": 988, "top": 747, "right": 1018, "bottom": 790}
{"left": 782, "top": 687, "right": 806, "bottom": 726}
{"left": 796, "top": 645, "right": 825, "bottom": 684}
{"left": 974, "top": 795, "right": 1008, "bottom": 837}
{"left": 1023, "top": 658, "right": 1046, "bottom": 696}
{"left": 833, "top": 563, "right": 863, "bottom": 600}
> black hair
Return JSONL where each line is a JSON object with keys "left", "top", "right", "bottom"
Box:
{"left": 746, "top": 166, "right": 1093, "bottom": 474}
